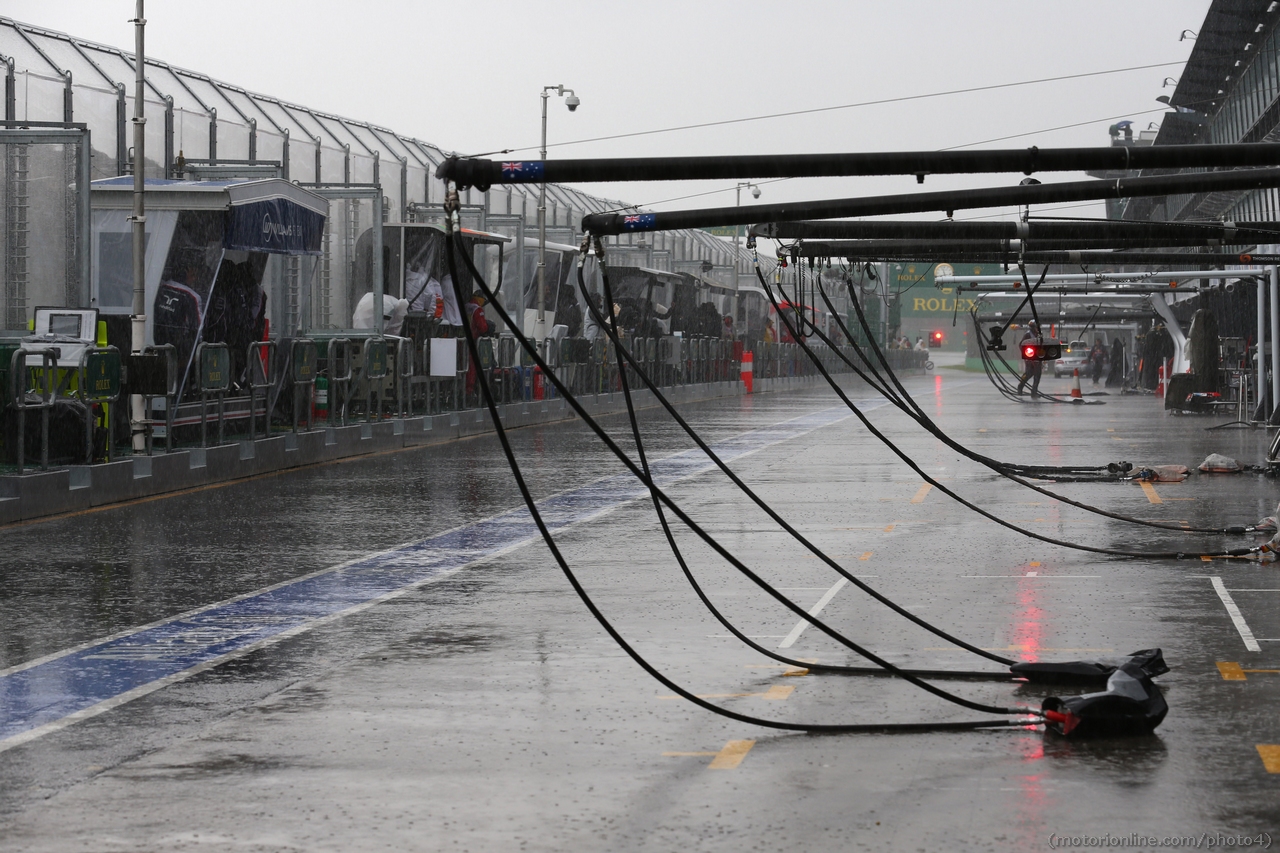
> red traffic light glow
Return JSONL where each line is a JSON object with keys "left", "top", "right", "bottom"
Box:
{"left": 1023, "top": 345, "right": 1038, "bottom": 359}
{"left": 933, "top": 331, "right": 943, "bottom": 340}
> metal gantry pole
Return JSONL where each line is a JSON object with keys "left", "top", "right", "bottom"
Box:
{"left": 1258, "top": 276, "right": 1268, "bottom": 421}
{"left": 534, "top": 84, "right": 577, "bottom": 349}
{"left": 734, "top": 184, "right": 741, "bottom": 294}
{"left": 1271, "top": 266, "right": 1280, "bottom": 422}
{"left": 129, "top": 1, "right": 147, "bottom": 452}
{"left": 732, "top": 182, "right": 759, "bottom": 295}
{"left": 536, "top": 87, "right": 549, "bottom": 349}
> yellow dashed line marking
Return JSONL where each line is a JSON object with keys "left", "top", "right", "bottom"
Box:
{"left": 1139, "top": 481, "right": 1163, "bottom": 504}
{"left": 1107, "top": 428, "right": 1115, "bottom": 432}
{"left": 860, "top": 551, "right": 873, "bottom": 561}
{"left": 1029, "top": 561, "right": 1041, "bottom": 568}
{"left": 884, "top": 523, "right": 896, "bottom": 532}
{"left": 1257, "top": 745, "right": 1280, "bottom": 773}
{"left": 658, "top": 686, "right": 795, "bottom": 700}
{"left": 910, "top": 484, "right": 933, "bottom": 504}
{"left": 1217, "top": 662, "right": 1280, "bottom": 681}
{"left": 1217, "top": 661, "right": 1247, "bottom": 680}
{"left": 745, "top": 660, "right": 815, "bottom": 677}
{"left": 709, "top": 740, "right": 756, "bottom": 769}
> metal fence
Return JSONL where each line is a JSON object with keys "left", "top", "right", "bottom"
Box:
{"left": 0, "top": 124, "right": 90, "bottom": 331}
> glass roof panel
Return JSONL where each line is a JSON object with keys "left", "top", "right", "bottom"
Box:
{"left": 23, "top": 35, "right": 106, "bottom": 86}
{"left": 71, "top": 44, "right": 136, "bottom": 89}
{"left": 213, "top": 86, "right": 284, "bottom": 134}
{"left": 174, "top": 72, "right": 247, "bottom": 121}
{"left": 247, "top": 98, "right": 310, "bottom": 138}
{"left": 0, "top": 27, "right": 62, "bottom": 76}
{"left": 140, "top": 63, "right": 207, "bottom": 112}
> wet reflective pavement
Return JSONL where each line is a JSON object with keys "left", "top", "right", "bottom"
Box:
{"left": 2, "top": 357, "right": 1279, "bottom": 851}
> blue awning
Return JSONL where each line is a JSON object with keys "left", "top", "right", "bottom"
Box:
{"left": 224, "top": 181, "right": 328, "bottom": 256}
{"left": 91, "top": 177, "right": 329, "bottom": 256}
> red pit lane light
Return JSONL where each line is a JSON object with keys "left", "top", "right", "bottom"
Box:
{"left": 930, "top": 330, "right": 944, "bottom": 347}
{"left": 1021, "top": 339, "right": 1063, "bottom": 361}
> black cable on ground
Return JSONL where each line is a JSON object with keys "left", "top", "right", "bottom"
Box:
{"left": 448, "top": 226, "right": 1027, "bottom": 711}
{"left": 559, "top": 249, "right": 1022, "bottom": 669}
{"left": 440, "top": 194, "right": 1033, "bottom": 731}
{"left": 808, "top": 273, "right": 1256, "bottom": 534}
{"left": 585, "top": 247, "right": 1018, "bottom": 683}
{"left": 749, "top": 257, "right": 1255, "bottom": 561}
{"left": 822, "top": 268, "right": 1186, "bottom": 481}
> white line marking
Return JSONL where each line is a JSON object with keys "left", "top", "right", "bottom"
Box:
{"left": 1211, "top": 576, "right": 1261, "bottom": 652}
{"left": 1226, "top": 589, "right": 1280, "bottom": 592}
{"left": 778, "top": 578, "right": 848, "bottom": 649}
{"left": 962, "top": 575, "right": 1100, "bottom": 579}
{"left": 707, "top": 635, "right": 788, "bottom": 639}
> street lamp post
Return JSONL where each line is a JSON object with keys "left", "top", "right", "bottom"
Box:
{"left": 537, "top": 84, "right": 579, "bottom": 349}
{"left": 734, "top": 182, "right": 760, "bottom": 293}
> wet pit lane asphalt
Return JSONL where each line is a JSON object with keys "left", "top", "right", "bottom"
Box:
{"left": 1, "top": 357, "right": 1279, "bottom": 852}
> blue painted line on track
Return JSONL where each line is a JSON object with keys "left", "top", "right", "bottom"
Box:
{"left": 0, "top": 398, "right": 893, "bottom": 749}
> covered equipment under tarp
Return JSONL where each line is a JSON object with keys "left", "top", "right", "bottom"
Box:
{"left": 1011, "top": 648, "right": 1169, "bottom": 686}
{"left": 1042, "top": 662, "right": 1170, "bottom": 738}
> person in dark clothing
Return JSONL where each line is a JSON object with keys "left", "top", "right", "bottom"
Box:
{"left": 1088, "top": 337, "right": 1108, "bottom": 385}
{"left": 1016, "top": 322, "right": 1043, "bottom": 396}
{"left": 1106, "top": 338, "right": 1125, "bottom": 387}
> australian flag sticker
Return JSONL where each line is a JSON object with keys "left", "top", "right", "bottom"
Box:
{"left": 500, "top": 161, "right": 545, "bottom": 181}
{"left": 621, "top": 213, "right": 657, "bottom": 231}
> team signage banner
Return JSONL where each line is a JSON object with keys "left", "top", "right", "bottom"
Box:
{"left": 893, "top": 261, "right": 1002, "bottom": 318}
{"left": 224, "top": 197, "right": 326, "bottom": 256}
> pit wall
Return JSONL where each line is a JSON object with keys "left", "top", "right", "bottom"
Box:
{"left": 0, "top": 374, "right": 852, "bottom": 525}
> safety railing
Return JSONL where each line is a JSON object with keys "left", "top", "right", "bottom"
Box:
{"left": 291, "top": 339, "right": 318, "bottom": 433}
{"left": 247, "top": 340, "right": 279, "bottom": 441}
{"left": 10, "top": 347, "right": 58, "bottom": 474}
{"left": 0, "top": 330, "right": 866, "bottom": 476}
{"left": 197, "top": 341, "right": 231, "bottom": 447}
{"left": 327, "top": 338, "right": 353, "bottom": 427}
{"left": 362, "top": 336, "right": 390, "bottom": 422}
{"left": 393, "top": 336, "right": 415, "bottom": 418}
{"left": 76, "top": 346, "right": 121, "bottom": 465}
{"left": 454, "top": 338, "right": 469, "bottom": 411}
{"left": 140, "top": 343, "right": 179, "bottom": 455}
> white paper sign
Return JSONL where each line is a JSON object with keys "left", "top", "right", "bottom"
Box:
{"left": 430, "top": 338, "right": 458, "bottom": 377}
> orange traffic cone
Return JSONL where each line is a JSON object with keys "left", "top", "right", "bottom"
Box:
{"left": 1070, "top": 368, "right": 1083, "bottom": 400}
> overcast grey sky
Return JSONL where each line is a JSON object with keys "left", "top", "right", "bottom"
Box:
{"left": 8, "top": 1, "right": 1210, "bottom": 221}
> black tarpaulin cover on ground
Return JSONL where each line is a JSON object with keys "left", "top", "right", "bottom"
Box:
{"left": 1041, "top": 662, "right": 1170, "bottom": 738}
{"left": 1011, "top": 648, "right": 1169, "bottom": 686}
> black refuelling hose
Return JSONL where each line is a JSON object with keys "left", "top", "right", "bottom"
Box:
{"left": 801, "top": 263, "right": 1257, "bottom": 536}
{"left": 439, "top": 192, "right": 1034, "bottom": 731}
{"left": 585, "top": 245, "right": 1019, "bottom": 682}
{"left": 748, "top": 255, "right": 1256, "bottom": 562}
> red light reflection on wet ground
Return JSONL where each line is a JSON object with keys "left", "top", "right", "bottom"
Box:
{"left": 1013, "top": 573, "right": 1045, "bottom": 662}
